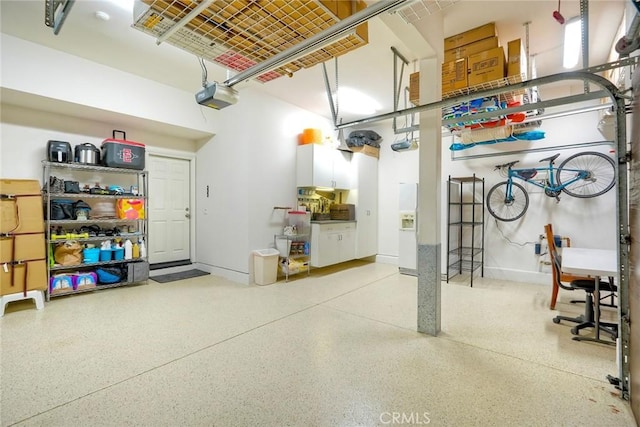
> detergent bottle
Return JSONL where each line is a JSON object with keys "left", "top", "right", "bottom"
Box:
{"left": 124, "top": 239, "right": 133, "bottom": 260}
{"left": 139, "top": 238, "right": 147, "bottom": 258}
{"left": 132, "top": 241, "right": 140, "bottom": 259}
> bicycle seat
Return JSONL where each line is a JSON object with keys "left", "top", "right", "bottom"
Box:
{"left": 539, "top": 153, "right": 560, "bottom": 163}
{"left": 496, "top": 160, "right": 519, "bottom": 169}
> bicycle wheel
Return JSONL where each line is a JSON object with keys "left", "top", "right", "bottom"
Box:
{"left": 557, "top": 151, "right": 615, "bottom": 198}
{"left": 486, "top": 181, "right": 529, "bottom": 222}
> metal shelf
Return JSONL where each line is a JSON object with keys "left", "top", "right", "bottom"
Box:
{"left": 49, "top": 280, "right": 145, "bottom": 298}
{"left": 50, "top": 258, "right": 147, "bottom": 271}
{"left": 449, "top": 246, "right": 483, "bottom": 257}
{"left": 48, "top": 233, "right": 143, "bottom": 244}
{"left": 45, "top": 193, "right": 147, "bottom": 199}
{"left": 43, "top": 161, "right": 149, "bottom": 301}
{"left": 446, "top": 175, "right": 485, "bottom": 287}
{"left": 48, "top": 219, "right": 141, "bottom": 225}
{"left": 42, "top": 161, "right": 146, "bottom": 175}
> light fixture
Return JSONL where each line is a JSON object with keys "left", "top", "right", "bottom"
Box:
{"left": 563, "top": 18, "right": 581, "bottom": 69}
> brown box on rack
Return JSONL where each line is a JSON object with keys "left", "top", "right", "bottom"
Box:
{"left": 468, "top": 46, "right": 505, "bottom": 87}
{"left": 349, "top": 144, "right": 379, "bottom": 159}
{"left": 444, "top": 22, "right": 497, "bottom": 50}
{"left": 507, "top": 38, "right": 527, "bottom": 80}
{"left": 442, "top": 58, "right": 468, "bottom": 94}
{"left": 0, "top": 179, "right": 45, "bottom": 234}
{"left": 444, "top": 36, "right": 499, "bottom": 63}
{"left": 409, "top": 72, "right": 420, "bottom": 105}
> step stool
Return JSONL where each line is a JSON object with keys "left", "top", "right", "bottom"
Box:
{"left": 0, "top": 290, "right": 45, "bottom": 316}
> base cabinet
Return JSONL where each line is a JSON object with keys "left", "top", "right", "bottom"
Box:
{"left": 310, "top": 222, "right": 356, "bottom": 268}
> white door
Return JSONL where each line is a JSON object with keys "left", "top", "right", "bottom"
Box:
{"left": 148, "top": 155, "right": 191, "bottom": 264}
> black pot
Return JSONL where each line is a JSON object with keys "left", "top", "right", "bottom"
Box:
{"left": 74, "top": 143, "right": 101, "bottom": 165}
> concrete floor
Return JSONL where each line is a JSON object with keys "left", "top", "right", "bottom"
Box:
{"left": 1, "top": 261, "right": 636, "bottom": 426}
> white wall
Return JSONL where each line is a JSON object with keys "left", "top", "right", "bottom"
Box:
{"left": 0, "top": 34, "right": 219, "bottom": 135}
{"left": 195, "top": 87, "right": 333, "bottom": 283}
{"left": 370, "top": 97, "right": 618, "bottom": 284}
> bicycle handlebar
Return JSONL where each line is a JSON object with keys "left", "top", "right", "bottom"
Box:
{"left": 494, "top": 160, "right": 519, "bottom": 170}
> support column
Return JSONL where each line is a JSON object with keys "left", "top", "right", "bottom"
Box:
{"left": 417, "top": 56, "right": 442, "bottom": 335}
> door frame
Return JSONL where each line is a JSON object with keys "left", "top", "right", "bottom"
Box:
{"left": 146, "top": 147, "right": 197, "bottom": 265}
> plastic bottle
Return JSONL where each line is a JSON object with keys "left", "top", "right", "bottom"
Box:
{"left": 132, "top": 241, "right": 140, "bottom": 259}
{"left": 139, "top": 238, "right": 147, "bottom": 258}
{"left": 124, "top": 239, "right": 133, "bottom": 260}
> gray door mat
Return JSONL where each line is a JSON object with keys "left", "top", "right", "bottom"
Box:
{"left": 150, "top": 269, "right": 210, "bottom": 283}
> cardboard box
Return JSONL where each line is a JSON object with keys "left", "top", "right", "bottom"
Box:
{"left": 0, "top": 179, "right": 44, "bottom": 234}
{"left": 444, "top": 36, "right": 499, "bottom": 63}
{"left": 507, "top": 38, "right": 528, "bottom": 80}
{"left": 444, "top": 22, "right": 497, "bottom": 51}
{"left": 1, "top": 260, "right": 48, "bottom": 295}
{"left": 409, "top": 72, "right": 420, "bottom": 105}
{"left": 468, "top": 46, "right": 505, "bottom": 87}
{"left": 0, "top": 234, "right": 46, "bottom": 263}
{"left": 349, "top": 144, "right": 380, "bottom": 159}
{"left": 442, "top": 58, "right": 468, "bottom": 94}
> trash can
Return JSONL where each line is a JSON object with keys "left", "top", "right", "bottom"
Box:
{"left": 253, "top": 248, "right": 280, "bottom": 285}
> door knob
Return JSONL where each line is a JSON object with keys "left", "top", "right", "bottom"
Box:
{"left": 185, "top": 213, "right": 191, "bottom": 218}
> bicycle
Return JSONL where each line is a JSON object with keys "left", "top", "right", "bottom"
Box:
{"left": 486, "top": 151, "right": 616, "bottom": 222}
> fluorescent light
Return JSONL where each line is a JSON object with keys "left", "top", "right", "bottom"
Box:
{"left": 563, "top": 18, "right": 581, "bottom": 69}
{"left": 333, "top": 87, "right": 382, "bottom": 115}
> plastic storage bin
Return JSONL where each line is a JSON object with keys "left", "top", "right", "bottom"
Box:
{"left": 253, "top": 248, "right": 280, "bottom": 285}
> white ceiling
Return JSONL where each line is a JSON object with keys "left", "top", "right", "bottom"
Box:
{"left": 0, "top": 0, "right": 627, "bottom": 124}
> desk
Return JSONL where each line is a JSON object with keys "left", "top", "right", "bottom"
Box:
{"left": 561, "top": 247, "right": 617, "bottom": 345}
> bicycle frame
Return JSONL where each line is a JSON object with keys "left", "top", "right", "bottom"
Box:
{"left": 505, "top": 163, "right": 588, "bottom": 196}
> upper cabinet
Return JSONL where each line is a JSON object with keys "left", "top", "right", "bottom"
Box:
{"left": 296, "top": 144, "right": 352, "bottom": 189}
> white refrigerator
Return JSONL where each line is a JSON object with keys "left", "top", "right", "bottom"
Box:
{"left": 399, "top": 182, "right": 417, "bottom": 276}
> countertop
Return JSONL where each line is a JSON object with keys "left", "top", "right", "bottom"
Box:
{"left": 311, "top": 220, "right": 357, "bottom": 224}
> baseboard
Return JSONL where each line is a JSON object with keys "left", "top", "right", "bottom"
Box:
{"left": 194, "top": 262, "right": 250, "bottom": 285}
{"left": 482, "top": 267, "right": 549, "bottom": 285}
{"left": 375, "top": 255, "right": 397, "bottom": 265}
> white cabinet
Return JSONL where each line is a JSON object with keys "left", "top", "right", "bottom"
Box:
{"left": 347, "top": 153, "right": 378, "bottom": 259}
{"left": 310, "top": 222, "right": 356, "bottom": 267}
{"left": 296, "top": 144, "right": 352, "bottom": 189}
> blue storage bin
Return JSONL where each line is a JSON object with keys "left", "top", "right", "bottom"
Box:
{"left": 83, "top": 248, "right": 100, "bottom": 263}
{"left": 99, "top": 249, "right": 112, "bottom": 261}
{"left": 113, "top": 247, "right": 124, "bottom": 261}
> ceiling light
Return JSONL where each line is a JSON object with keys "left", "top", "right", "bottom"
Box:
{"left": 334, "top": 87, "right": 382, "bottom": 115}
{"left": 95, "top": 11, "right": 110, "bottom": 21}
{"left": 563, "top": 18, "right": 581, "bottom": 69}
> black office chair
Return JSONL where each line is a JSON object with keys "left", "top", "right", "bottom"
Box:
{"left": 550, "top": 253, "right": 618, "bottom": 339}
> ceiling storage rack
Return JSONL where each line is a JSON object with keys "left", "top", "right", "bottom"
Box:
{"left": 132, "top": 0, "right": 370, "bottom": 83}
{"left": 336, "top": 69, "right": 631, "bottom": 401}
{"left": 42, "top": 161, "right": 149, "bottom": 300}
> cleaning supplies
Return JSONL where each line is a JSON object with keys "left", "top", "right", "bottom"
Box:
{"left": 132, "top": 241, "right": 140, "bottom": 259}
{"left": 139, "top": 238, "right": 147, "bottom": 258}
{"left": 124, "top": 239, "right": 133, "bottom": 260}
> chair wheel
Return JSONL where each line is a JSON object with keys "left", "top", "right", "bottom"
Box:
{"left": 553, "top": 317, "right": 561, "bottom": 324}
{"left": 571, "top": 327, "right": 579, "bottom": 335}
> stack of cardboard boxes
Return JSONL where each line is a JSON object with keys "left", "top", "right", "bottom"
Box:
{"left": 0, "top": 179, "right": 47, "bottom": 298}
{"left": 408, "top": 22, "right": 528, "bottom": 104}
